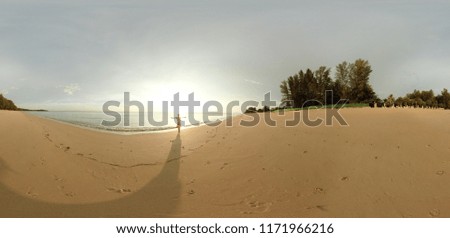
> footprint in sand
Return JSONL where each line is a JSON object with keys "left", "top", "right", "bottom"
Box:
{"left": 53, "top": 175, "right": 64, "bottom": 182}
{"left": 341, "top": 176, "right": 349, "bottom": 181}
{"left": 186, "top": 179, "right": 196, "bottom": 185}
{"left": 57, "top": 185, "right": 76, "bottom": 197}
{"left": 44, "top": 132, "right": 53, "bottom": 142}
{"left": 436, "top": 170, "right": 445, "bottom": 176}
{"left": 307, "top": 205, "right": 327, "bottom": 211}
{"left": 187, "top": 189, "right": 195, "bottom": 195}
{"left": 220, "top": 163, "right": 229, "bottom": 170}
{"left": 40, "top": 157, "right": 46, "bottom": 166}
{"left": 241, "top": 200, "right": 273, "bottom": 214}
{"left": 26, "top": 187, "right": 38, "bottom": 198}
{"left": 429, "top": 209, "right": 440, "bottom": 217}
{"left": 314, "top": 187, "right": 324, "bottom": 194}
{"left": 106, "top": 187, "right": 132, "bottom": 194}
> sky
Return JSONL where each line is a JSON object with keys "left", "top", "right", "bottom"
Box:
{"left": 1, "top": 0, "right": 449, "bottom": 111}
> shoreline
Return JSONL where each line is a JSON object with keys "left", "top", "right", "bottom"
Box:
{"left": 25, "top": 111, "right": 239, "bottom": 135}
{"left": 26, "top": 105, "right": 445, "bottom": 135}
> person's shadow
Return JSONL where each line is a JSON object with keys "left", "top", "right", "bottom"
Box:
{"left": 0, "top": 134, "right": 182, "bottom": 217}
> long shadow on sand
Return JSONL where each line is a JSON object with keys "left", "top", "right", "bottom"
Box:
{"left": 0, "top": 134, "right": 182, "bottom": 217}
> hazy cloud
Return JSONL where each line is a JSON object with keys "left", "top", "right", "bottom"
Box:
{"left": 63, "top": 84, "right": 81, "bottom": 96}
{"left": 244, "top": 79, "right": 262, "bottom": 86}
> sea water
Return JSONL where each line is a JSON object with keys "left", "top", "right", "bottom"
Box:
{"left": 27, "top": 111, "right": 232, "bottom": 133}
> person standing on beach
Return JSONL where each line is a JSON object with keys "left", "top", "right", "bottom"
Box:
{"left": 176, "top": 114, "right": 181, "bottom": 133}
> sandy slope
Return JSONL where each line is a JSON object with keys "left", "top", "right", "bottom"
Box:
{"left": 0, "top": 108, "right": 449, "bottom": 217}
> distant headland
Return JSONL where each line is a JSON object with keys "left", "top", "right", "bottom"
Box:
{"left": 0, "top": 94, "right": 47, "bottom": 112}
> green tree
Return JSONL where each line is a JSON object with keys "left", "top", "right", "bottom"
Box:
{"left": 279, "top": 59, "right": 379, "bottom": 107}
{"left": 385, "top": 94, "right": 395, "bottom": 107}
{"left": 334, "top": 61, "right": 351, "bottom": 100}
{"left": 287, "top": 74, "right": 301, "bottom": 107}
{"left": 394, "top": 96, "right": 404, "bottom": 107}
{"left": 349, "top": 59, "right": 376, "bottom": 102}
{"left": 315, "top": 66, "right": 333, "bottom": 103}
{"left": 437, "top": 88, "right": 450, "bottom": 109}
{"left": 421, "top": 90, "right": 436, "bottom": 108}
{"left": 405, "top": 89, "right": 439, "bottom": 108}
{"left": 0, "top": 94, "right": 18, "bottom": 110}
{"left": 280, "top": 80, "right": 290, "bottom": 101}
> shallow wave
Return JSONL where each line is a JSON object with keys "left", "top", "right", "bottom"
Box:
{"left": 26, "top": 111, "right": 229, "bottom": 134}
{"left": 71, "top": 121, "right": 178, "bottom": 132}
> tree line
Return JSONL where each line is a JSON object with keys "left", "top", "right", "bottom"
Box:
{"left": 382, "top": 89, "right": 450, "bottom": 109}
{"left": 280, "top": 59, "right": 377, "bottom": 107}
{"left": 0, "top": 94, "right": 18, "bottom": 110}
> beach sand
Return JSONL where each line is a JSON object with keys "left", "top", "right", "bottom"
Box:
{"left": 0, "top": 108, "right": 449, "bottom": 217}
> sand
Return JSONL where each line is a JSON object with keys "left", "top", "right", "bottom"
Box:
{"left": 0, "top": 108, "right": 449, "bottom": 217}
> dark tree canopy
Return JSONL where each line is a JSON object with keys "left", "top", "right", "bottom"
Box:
{"left": 280, "top": 67, "right": 334, "bottom": 107}
{"left": 280, "top": 59, "right": 377, "bottom": 107}
{"left": 334, "top": 61, "right": 351, "bottom": 100}
{"left": 0, "top": 94, "right": 18, "bottom": 110}
{"left": 349, "top": 59, "right": 376, "bottom": 103}
{"left": 393, "top": 89, "right": 449, "bottom": 109}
